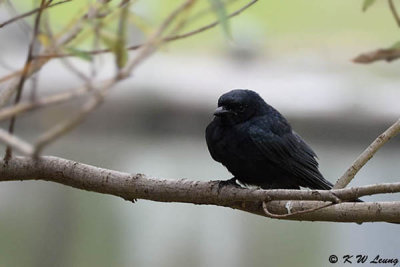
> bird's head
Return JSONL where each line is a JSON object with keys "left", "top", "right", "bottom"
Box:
{"left": 213, "top": 89, "right": 269, "bottom": 125}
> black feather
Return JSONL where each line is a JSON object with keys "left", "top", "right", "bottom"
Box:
{"left": 206, "top": 89, "right": 334, "bottom": 190}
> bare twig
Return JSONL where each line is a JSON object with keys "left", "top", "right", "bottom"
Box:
{"left": 0, "top": 0, "right": 72, "bottom": 28}
{"left": 42, "top": 8, "right": 91, "bottom": 83}
{"left": 353, "top": 48, "right": 400, "bottom": 63}
{"left": 262, "top": 200, "right": 400, "bottom": 223}
{"left": 0, "top": 156, "right": 399, "bottom": 223}
{"left": 262, "top": 201, "right": 335, "bottom": 219}
{"left": 334, "top": 118, "right": 400, "bottom": 189}
{"left": 0, "top": 87, "right": 89, "bottom": 121}
{"left": 4, "top": 0, "right": 46, "bottom": 161}
{"left": 32, "top": 0, "right": 195, "bottom": 155}
{"left": 123, "top": 0, "right": 195, "bottom": 74}
{"left": 388, "top": 0, "right": 400, "bottom": 27}
{"left": 0, "top": 85, "right": 18, "bottom": 107}
{"left": 4, "top": 0, "right": 32, "bottom": 33}
{"left": 33, "top": 91, "right": 106, "bottom": 156}
{"left": 353, "top": 0, "right": 400, "bottom": 64}
{"left": 0, "top": 0, "right": 116, "bottom": 110}
{"left": 36, "top": 0, "right": 258, "bottom": 59}
{"left": 0, "top": 0, "right": 253, "bottom": 117}
{"left": 0, "top": 129, "right": 34, "bottom": 156}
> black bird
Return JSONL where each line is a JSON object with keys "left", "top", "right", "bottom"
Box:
{"left": 206, "top": 89, "right": 333, "bottom": 190}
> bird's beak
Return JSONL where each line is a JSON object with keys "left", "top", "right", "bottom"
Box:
{"left": 214, "top": 106, "right": 231, "bottom": 117}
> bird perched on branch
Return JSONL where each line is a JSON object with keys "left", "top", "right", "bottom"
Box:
{"left": 205, "top": 89, "right": 334, "bottom": 190}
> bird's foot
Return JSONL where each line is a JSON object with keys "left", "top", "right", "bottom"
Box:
{"left": 217, "top": 177, "right": 240, "bottom": 193}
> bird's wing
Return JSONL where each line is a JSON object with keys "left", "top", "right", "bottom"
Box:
{"left": 248, "top": 118, "right": 333, "bottom": 189}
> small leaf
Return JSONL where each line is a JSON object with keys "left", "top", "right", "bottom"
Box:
{"left": 115, "top": 5, "right": 129, "bottom": 69}
{"left": 65, "top": 48, "right": 93, "bottom": 61}
{"left": 208, "top": 0, "right": 231, "bottom": 38}
{"left": 114, "top": 41, "right": 128, "bottom": 68}
{"left": 99, "top": 32, "right": 128, "bottom": 68}
{"left": 362, "top": 0, "right": 376, "bottom": 12}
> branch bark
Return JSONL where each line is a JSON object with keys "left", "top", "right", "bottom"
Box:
{"left": 1, "top": 156, "right": 399, "bottom": 223}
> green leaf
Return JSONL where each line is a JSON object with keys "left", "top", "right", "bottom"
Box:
{"left": 115, "top": 5, "right": 129, "bottom": 69}
{"left": 362, "top": 0, "right": 376, "bottom": 12}
{"left": 114, "top": 40, "right": 128, "bottom": 69}
{"left": 208, "top": 0, "right": 231, "bottom": 38}
{"left": 65, "top": 48, "right": 93, "bottom": 61}
{"left": 100, "top": 31, "right": 128, "bottom": 69}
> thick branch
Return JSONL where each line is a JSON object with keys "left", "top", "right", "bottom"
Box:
{"left": 1, "top": 156, "right": 399, "bottom": 223}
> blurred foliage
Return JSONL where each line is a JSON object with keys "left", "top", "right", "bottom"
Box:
{"left": 208, "top": 0, "right": 231, "bottom": 38}
{"left": 11, "top": 0, "right": 399, "bottom": 52}
{"left": 362, "top": 0, "right": 376, "bottom": 12}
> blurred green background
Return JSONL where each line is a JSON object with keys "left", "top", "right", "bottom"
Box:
{"left": 1, "top": 0, "right": 400, "bottom": 266}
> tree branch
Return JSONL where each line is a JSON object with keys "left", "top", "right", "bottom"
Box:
{"left": 353, "top": 48, "right": 400, "bottom": 64}
{"left": 36, "top": 0, "right": 258, "bottom": 59}
{"left": 1, "top": 156, "right": 399, "bottom": 223}
{"left": 334, "top": 118, "right": 400, "bottom": 189}
{"left": 353, "top": 0, "right": 400, "bottom": 64}
{"left": 0, "top": 129, "right": 34, "bottom": 156}
{"left": 4, "top": 0, "right": 47, "bottom": 161}
{"left": 388, "top": 0, "right": 400, "bottom": 27}
{"left": 30, "top": 0, "right": 194, "bottom": 156}
{"left": 0, "top": 0, "right": 117, "bottom": 107}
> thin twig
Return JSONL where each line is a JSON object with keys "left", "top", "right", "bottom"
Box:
{"left": 353, "top": 47, "right": 400, "bottom": 63}
{"left": 4, "top": 0, "right": 47, "bottom": 161}
{"left": 262, "top": 201, "right": 335, "bottom": 219}
{"left": 124, "top": 0, "right": 195, "bottom": 74}
{"left": 32, "top": 0, "right": 195, "bottom": 156}
{"left": 0, "top": 0, "right": 254, "bottom": 114}
{"left": 42, "top": 8, "right": 91, "bottom": 83}
{"left": 36, "top": 0, "right": 258, "bottom": 59}
{"left": 334, "top": 118, "right": 400, "bottom": 189}
{"left": 388, "top": 0, "right": 400, "bottom": 27}
{"left": 353, "top": 0, "right": 400, "bottom": 64}
{"left": 4, "top": 0, "right": 32, "bottom": 33}
{"left": 0, "top": 87, "right": 88, "bottom": 121}
{"left": 0, "top": 129, "right": 34, "bottom": 156}
{"left": 0, "top": 0, "right": 115, "bottom": 108}
{"left": 33, "top": 91, "right": 106, "bottom": 156}
{"left": 0, "top": 0, "right": 72, "bottom": 28}
{"left": 0, "top": 0, "right": 127, "bottom": 86}
{"left": 1, "top": 0, "right": 257, "bottom": 156}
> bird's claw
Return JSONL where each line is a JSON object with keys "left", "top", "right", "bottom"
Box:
{"left": 217, "top": 177, "right": 240, "bottom": 193}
